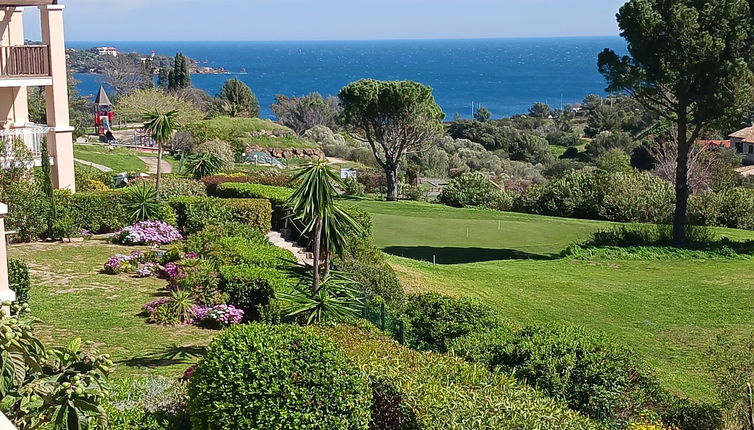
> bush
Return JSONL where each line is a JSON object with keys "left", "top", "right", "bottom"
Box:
{"left": 689, "top": 187, "right": 754, "bottom": 230}
{"left": 168, "top": 196, "right": 272, "bottom": 233}
{"left": 205, "top": 236, "right": 294, "bottom": 269}
{"left": 201, "top": 171, "right": 292, "bottom": 195}
{"left": 400, "top": 293, "right": 500, "bottom": 352}
{"left": 8, "top": 259, "right": 30, "bottom": 306}
{"left": 187, "top": 324, "right": 371, "bottom": 430}
{"left": 219, "top": 265, "right": 291, "bottom": 320}
{"left": 342, "top": 177, "right": 365, "bottom": 196}
{"left": 317, "top": 324, "right": 602, "bottom": 430}
{"left": 515, "top": 169, "right": 607, "bottom": 219}
{"left": 599, "top": 172, "right": 674, "bottom": 224}
{"left": 336, "top": 238, "right": 403, "bottom": 307}
{"left": 5, "top": 179, "right": 48, "bottom": 241}
{"left": 105, "top": 376, "right": 190, "bottom": 430}
{"left": 215, "top": 183, "right": 292, "bottom": 228}
{"left": 439, "top": 172, "right": 513, "bottom": 211}
{"left": 136, "top": 177, "right": 207, "bottom": 200}
{"left": 58, "top": 189, "right": 130, "bottom": 233}
{"left": 451, "top": 325, "right": 660, "bottom": 425}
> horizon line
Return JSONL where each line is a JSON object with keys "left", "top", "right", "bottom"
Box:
{"left": 66, "top": 35, "right": 622, "bottom": 44}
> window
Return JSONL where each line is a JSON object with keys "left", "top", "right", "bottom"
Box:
{"left": 736, "top": 141, "right": 744, "bottom": 153}
{"left": 748, "top": 145, "right": 753, "bottom": 154}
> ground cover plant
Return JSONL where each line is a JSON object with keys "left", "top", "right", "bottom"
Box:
{"left": 354, "top": 200, "right": 754, "bottom": 401}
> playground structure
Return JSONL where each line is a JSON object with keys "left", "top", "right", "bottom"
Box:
{"left": 93, "top": 85, "right": 115, "bottom": 142}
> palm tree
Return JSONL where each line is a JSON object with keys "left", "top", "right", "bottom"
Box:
{"left": 143, "top": 109, "right": 179, "bottom": 198}
{"left": 288, "top": 161, "right": 361, "bottom": 292}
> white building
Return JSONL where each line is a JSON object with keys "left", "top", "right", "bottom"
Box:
{"left": 96, "top": 46, "right": 117, "bottom": 57}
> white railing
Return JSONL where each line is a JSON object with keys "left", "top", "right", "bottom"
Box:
{"left": 0, "top": 125, "right": 52, "bottom": 158}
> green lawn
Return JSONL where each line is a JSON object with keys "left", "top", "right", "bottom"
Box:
{"left": 9, "top": 240, "right": 214, "bottom": 380}
{"left": 354, "top": 200, "right": 754, "bottom": 401}
{"left": 74, "top": 144, "right": 147, "bottom": 173}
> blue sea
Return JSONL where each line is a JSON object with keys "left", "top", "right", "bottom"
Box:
{"left": 67, "top": 38, "right": 627, "bottom": 119}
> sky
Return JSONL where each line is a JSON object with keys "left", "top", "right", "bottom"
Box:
{"left": 23, "top": 0, "right": 626, "bottom": 42}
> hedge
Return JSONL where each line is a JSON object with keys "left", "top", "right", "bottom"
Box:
{"left": 316, "top": 324, "right": 602, "bottom": 430}
{"left": 168, "top": 196, "right": 272, "bottom": 233}
{"left": 219, "top": 265, "right": 291, "bottom": 320}
{"left": 215, "top": 183, "right": 292, "bottom": 229}
{"left": 55, "top": 189, "right": 130, "bottom": 233}
{"left": 8, "top": 259, "right": 30, "bottom": 306}
{"left": 187, "top": 324, "right": 371, "bottom": 430}
{"left": 205, "top": 236, "right": 294, "bottom": 269}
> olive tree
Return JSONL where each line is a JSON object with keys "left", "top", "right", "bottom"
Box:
{"left": 598, "top": 0, "right": 754, "bottom": 244}
{"left": 339, "top": 79, "right": 444, "bottom": 201}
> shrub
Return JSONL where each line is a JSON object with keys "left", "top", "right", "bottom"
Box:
{"left": 182, "top": 222, "right": 267, "bottom": 255}
{"left": 450, "top": 325, "right": 661, "bottom": 425}
{"left": 185, "top": 152, "right": 226, "bottom": 180}
{"left": 317, "top": 324, "right": 602, "bottom": 430}
{"left": 599, "top": 172, "right": 674, "bottom": 224}
{"left": 5, "top": 179, "right": 48, "bottom": 241}
{"left": 515, "top": 169, "right": 607, "bottom": 219}
{"left": 105, "top": 376, "right": 190, "bottom": 430}
{"left": 187, "top": 324, "right": 371, "bottom": 430}
{"left": 8, "top": 259, "right": 30, "bottom": 306}
{"left": 58, "top": 189, "right": 130, "bottom": 233}
{"left": 342, "top": 177, "right": 365, "bottom": 196}
{"left": 205, "top": 236, "right": 294, "bottom": 269}
{"left": 168, "top": 196, "right": 271, "bottom": 233}
{"left": 689, "top": 187, "right": 754, "bottom": 230}
{"left": 336, "top": 239, "right": 403, "bottom": 307}
{"left": 219, "top": 265, "right": 290, "bottom": 320}
{"left": 138, "top": 177, "right": 206, "bottom": 200}
{"left": 125, "top": 182, "right": 160, "bottom": 222}
{"left": 439, "top": 172, "right": 513, "bottom": 210}
{"left": 400, "top": 293, "right": 500, "bottom": 352}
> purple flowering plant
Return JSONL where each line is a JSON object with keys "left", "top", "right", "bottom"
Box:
{"left": 113, "top": 221, "right": 182, "bottom": 246}
{"left": 193, "top": 304, "right": 244, "bottom": 327}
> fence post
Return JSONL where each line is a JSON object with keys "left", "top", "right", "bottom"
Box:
{"left": 379, "top": 302, "right": 385, "bottom": 331}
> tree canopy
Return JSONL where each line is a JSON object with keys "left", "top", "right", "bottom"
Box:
{"left": 339, "top": 79, "right": 444, "bottom": 200}
{"left": 214, "top": 79, "right": 260, "bottom": 118}
{"left": 115, "top": 88, "right": 204, "bottom": 126}
{"left": 598, "top": 0, "right": 754, "bottom": 244}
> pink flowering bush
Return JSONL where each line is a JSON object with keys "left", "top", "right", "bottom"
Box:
{"left": 113, "top": 221, "right": 182, "bottom": 246}
{"left": 137, "top": 262, "right": 161, "bottom": 278}
{"left": 104, "top": 250, "right": 152, "bottom": 274}
{"left": 193, "top": 304, "right": 244, "bottom": 327}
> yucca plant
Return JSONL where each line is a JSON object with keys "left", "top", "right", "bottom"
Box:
{"left": 168, "top": 289, "right": 195, "bottom": 324}
{"left": 288, "top": 161, "right": 362, "bottom": 293}
{"left": 143, "top": 109, "right": 179, "bottom": 199}
{"left": 184, "top": 152, "right": 224, "bottom": 180}
{"left": 125, "top": 181, "right": 159, "bottom": 222}
{"left": 279, "top": 269, "right": 363, "bottom": 324}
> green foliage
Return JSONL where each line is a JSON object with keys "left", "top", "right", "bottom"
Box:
{"left": 438, "top": 172, "right": 513, "bottom": 210}
{"left": 219, "top": 265, "right": 290, "bottom": 320}
{"left": 214, "top": 79, "right": 260, "bottom": 118}
{"left": 400, "top": 293, "right": 500, "bottom": 352}
{"left": 586, "top": 131, "right": 638, "bottom": 158}
{"left": 4, "top": 179, "right": 48, "bottom": 242}
{"left": 450, "top": 325, "right": 661, "bottom": 426}
{"left": 528, "top": 102, "right": 552, "bottom": 118}
{"left": 279, "top": 271, "right": 364, "bottom": 324}
{"left": 205, "top": 236, "right": 294, "bottom": 269}
{"left": 0, "top": 314, "right": 112, "bottom": 430}
{"left": 594, "top": 148, "right": 633, "bottom": 172}
{"left": 342, "top": 177, "right": 366, "bottom": 196}
{"left": 339, "top": 79, "right": 444, "bottom": 200}
{"left": 146, "top": 177, "right": 206, "bottom": 201}
{"left": 168, "top": 53, "right": 191, "bottom": 90}
{"left": 447, "top": 119, "right": 554, "bottom": 163}
{"left": 318, "top": 324, "right": 602, "bottom": 430}
{"left": 8, "top": 259, "right": 31, "bottom": 307}
{"left": 105, "top": 376, "right": 189, "bottom": 430}
{"left": 57, "top": 190, "right": 130, "bottom": 233}
{"left": 115, "top": 88, "right": 204, "bottom": 126}
{"left": 708, "top": 334, "right": 754, "bottom": 430}
{"left": 74, "top": 164, "right": 113, "bottom": 192}
{"left": 185, "top": 116, "right": 290, "bottom": 148}
{"left": 184, "top": 152, "right": 225, "bottom": 180}
{"left": 335, "top": 252, "right": 404, "bottom": 307}
{"left": 271, "top": 93, "right": 341, "bottom": 134}
{"left": 689, "top": 187, "right": 754, "bottom": 230}
{"left": 168, "top": 196, "right": 272, "bottom": 233}
{"left": 125, "top": 182, "right": 160, "bottom": 222}
{"left": 214, "top": 182, "right": 293, "bottom": 203}
{"left": 187, "top": 324, "right": 371, "bottom": 430}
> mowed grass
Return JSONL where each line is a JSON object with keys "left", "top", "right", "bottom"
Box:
{"left": 9, "top": 240, "right": 214, "bottom": 380}
{"left": 74, "top": 144, "right": 147, "bottom": 173}
{"left": 354, "top": 200, "right": 754, "bottom": 401}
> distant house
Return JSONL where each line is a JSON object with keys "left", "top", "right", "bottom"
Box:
{"left": 729, "top": 126, "right": 754, "bottom": 161}
{"left": 698, "top": 139, "right": 731, "bottom": 149}
{"left": 96, "top": 46, "right": 117, "bottom": 57}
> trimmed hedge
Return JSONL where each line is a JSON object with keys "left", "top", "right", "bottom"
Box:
{"left": 168, "top": 197, "right": 272, "bottom": 233}
{"left": 316, "top": 324, "right": 602, "bottom": 430}
{"left": 215, "top": 183, "right": 292, "bottom": 229}
{"left": 449, "top": 325, "right": 722, "bottom": 430}
{"left": 219, "top": 265, "right": 291, "bottom": 320}
{"left": 205, "top": 236, "right": 294, "bottom": 269}
{"left": 401, "top": 293, "right": 500, "bottom": 352}
{"left": 187, "top": 324, "right": 371, "bottom": 430}
{"left": 8, "top": 259, "right": 30, "bottom": 306}
{"left": 55, "top": 189, "right": 130, "bottom": 233}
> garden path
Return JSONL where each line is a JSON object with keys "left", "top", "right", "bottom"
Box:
{"left": 138, "top": 156, "right": 173, "bottom": 175}
{"left": 74, "top": 159, "right": 112, "bottom": 172}
{"left": 266, "top": 231, "right": 314, "bottom": 266}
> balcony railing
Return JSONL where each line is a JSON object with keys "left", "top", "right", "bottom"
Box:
{"left": 0, "top": 45, "right": 50, "bottom": 78}
{"left": 0, "top": 125, "right": 52, "bottom": 158}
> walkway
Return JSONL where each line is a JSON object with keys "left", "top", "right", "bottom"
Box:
{"left": 74, "top": 159, "right": 112, "bottom": 172}
{"left": 266, "top": 231, "right": 313, "bottom": 266}
{"left": 138, "top": 156, "right": 173, "bottom": 175}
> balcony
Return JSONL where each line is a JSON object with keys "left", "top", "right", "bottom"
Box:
{"left": 0, "top": 1, "right": 56, "bottom": 5}
{"left": 0, "top": 124, "right": 52, "bottom": 161}
{"left": 0, "top": 45, "right": 50, "bottom": 78}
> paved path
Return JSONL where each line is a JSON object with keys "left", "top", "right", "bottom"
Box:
{"left": 267, "top": 231, "right": 313, "bottom": 266}
{"left": 74, "top": 159, "right": 112, "bottom": 172}
{"left": 138, "top": 156, "right": 173, "bottom": 175}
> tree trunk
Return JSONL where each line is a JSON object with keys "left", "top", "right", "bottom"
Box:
{"left": 673, "top": 118, "right": 690, "bottom": 246}
{"left": 312, "top": 216, "right": 323, "bottom": 293}
{"left": 155, "top": 142, "right": 163, "bottom": 200}
{"left": 385, "top": 167, "right": 398, "bottom": 201}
